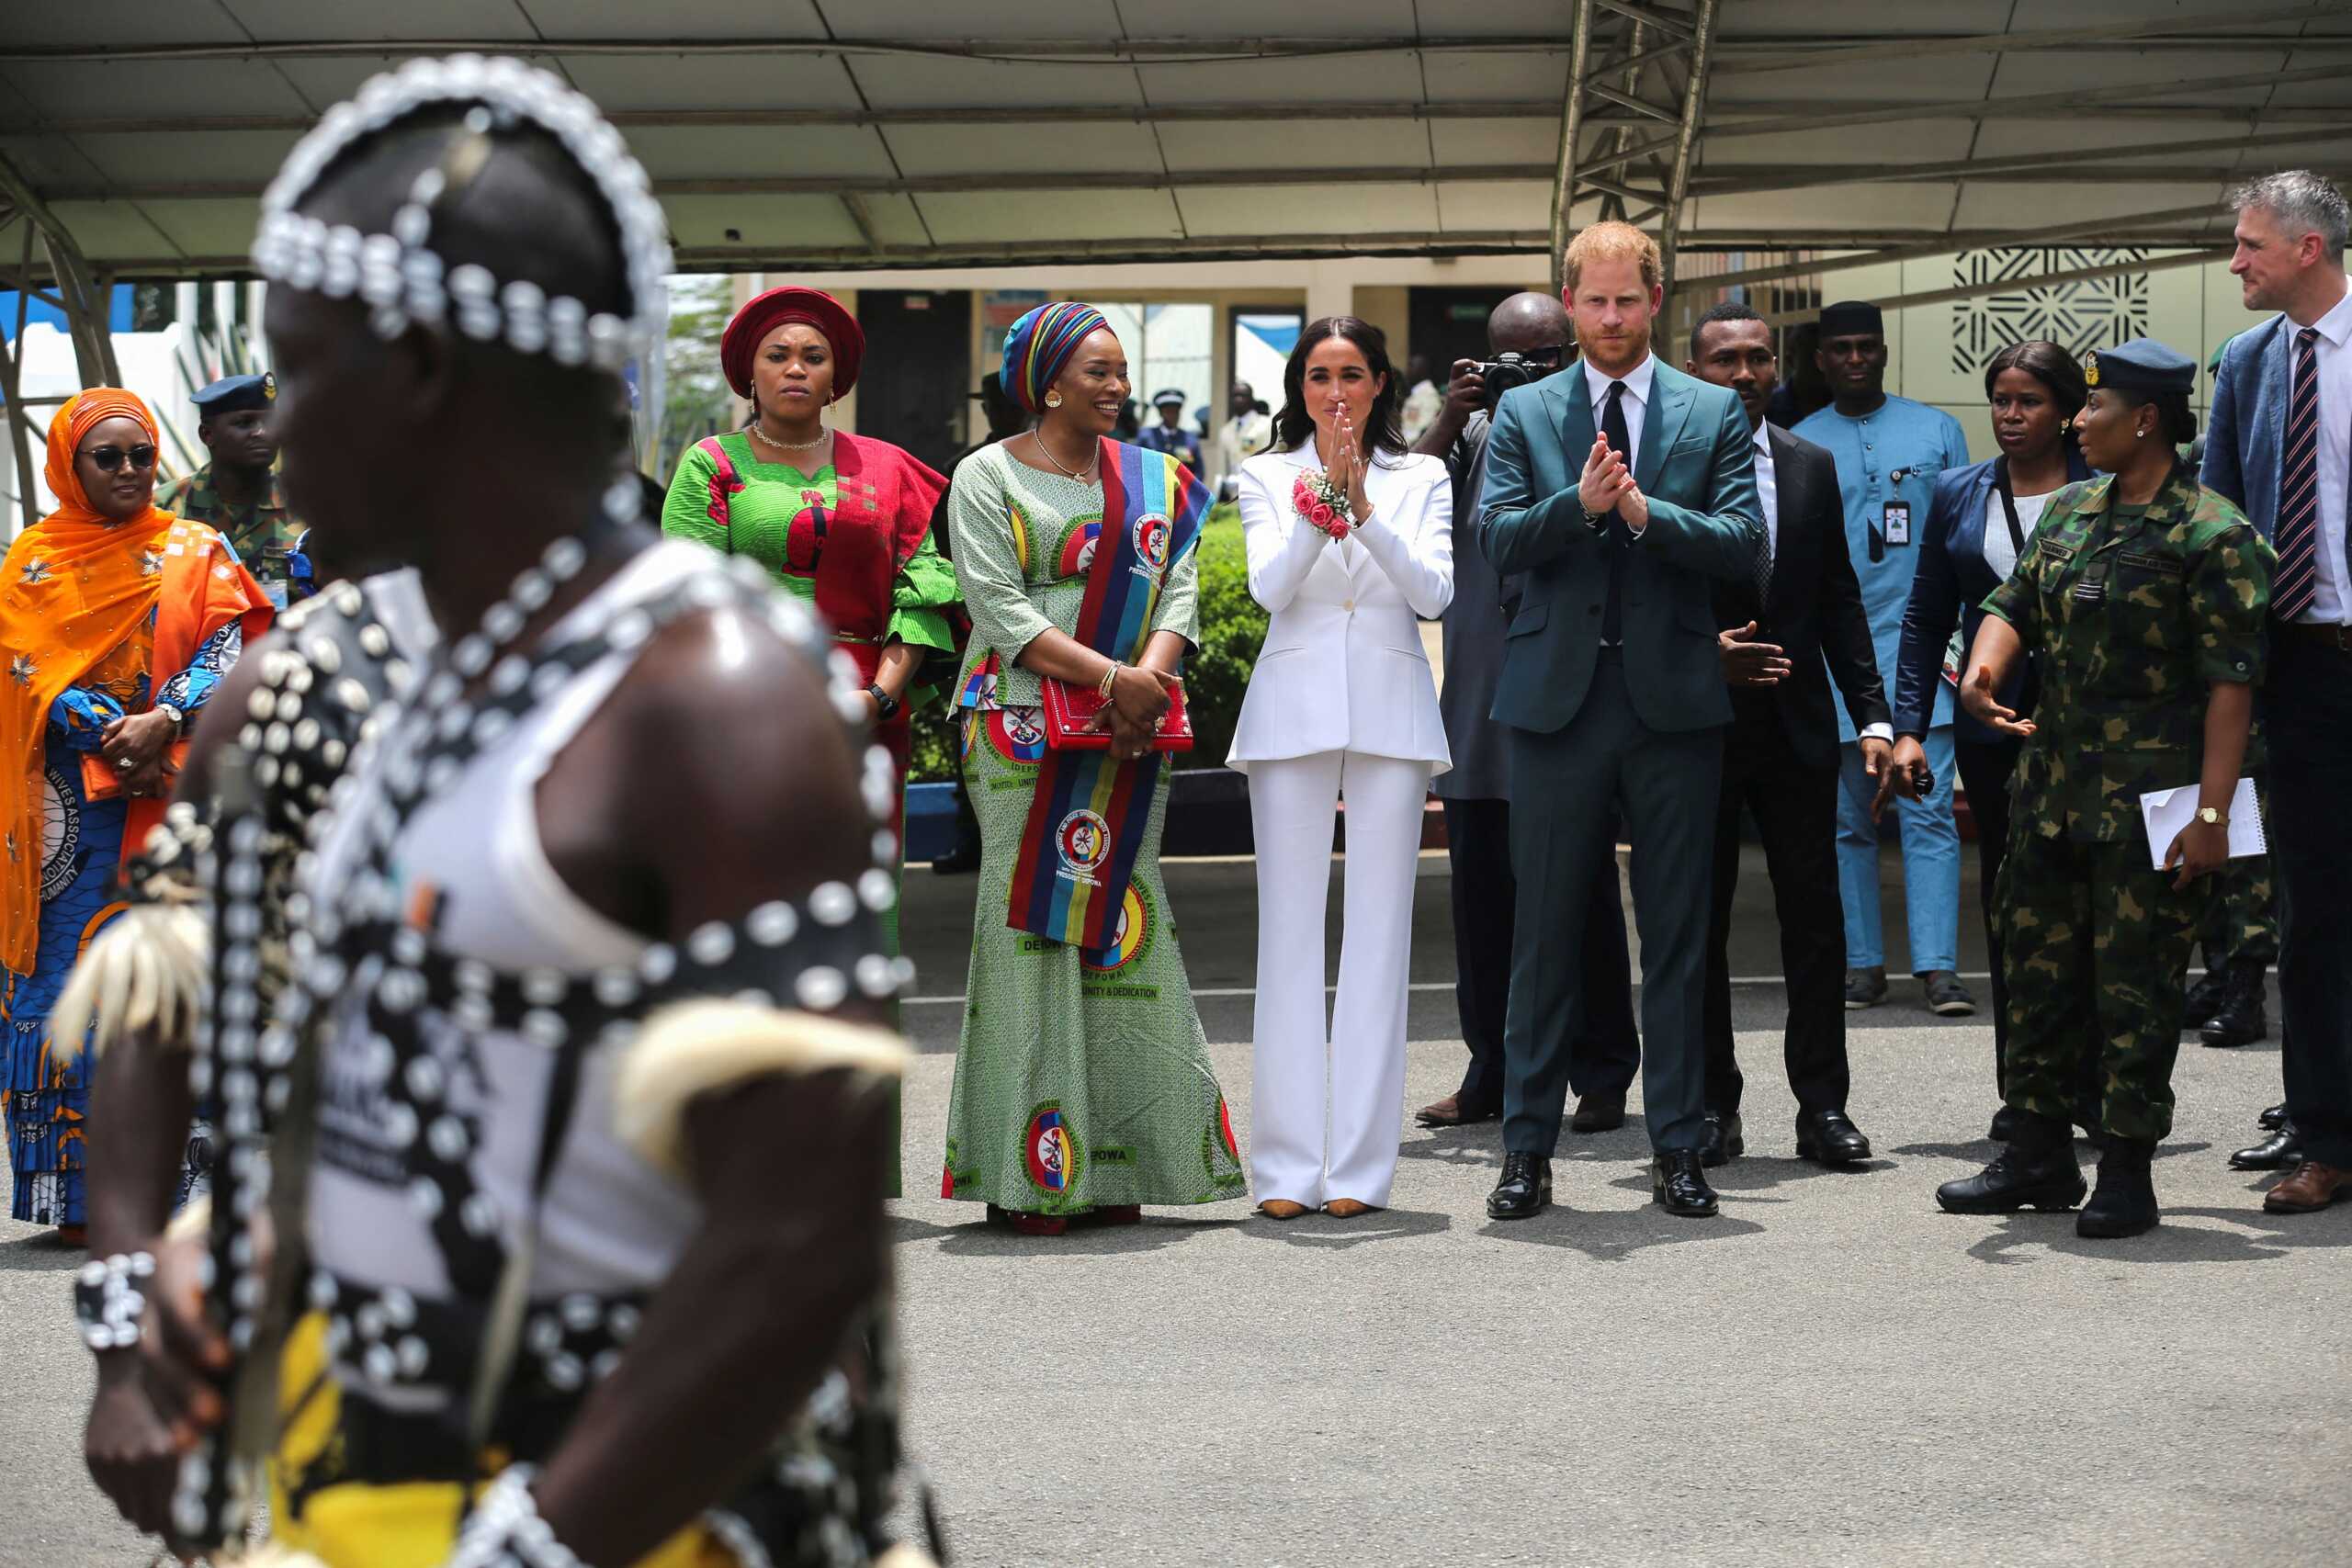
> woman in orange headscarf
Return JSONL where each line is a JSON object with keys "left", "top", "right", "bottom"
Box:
{"left": 0, "top": 389, "right": 270, "bottom": 1241}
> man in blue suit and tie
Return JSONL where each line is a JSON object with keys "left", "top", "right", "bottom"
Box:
{"left": 2205, "top": 168, "right": 2352, "bottom": 1214}
{"left": 1478, "top": 221, "right": 1764, "bottom": 1219}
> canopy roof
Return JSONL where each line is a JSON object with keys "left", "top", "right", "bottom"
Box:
{"left": 2, "top": 0, "right": 2349, "bottom": 279}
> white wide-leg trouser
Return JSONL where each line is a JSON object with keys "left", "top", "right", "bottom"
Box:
{"left": 1245, "top": 749, "right": 1432, "bottom": 1208}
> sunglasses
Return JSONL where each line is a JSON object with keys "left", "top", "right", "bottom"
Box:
{"left": 80, "top": 444, "right": 158, "bottom": 473}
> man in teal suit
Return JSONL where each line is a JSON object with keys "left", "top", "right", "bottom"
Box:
{"left": 1477, "top": 221, "right": 1764, "bottom": 1220}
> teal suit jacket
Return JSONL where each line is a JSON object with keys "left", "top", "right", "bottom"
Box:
{"left": 1477, "top": 361, "right": 1763, "bottom": 735}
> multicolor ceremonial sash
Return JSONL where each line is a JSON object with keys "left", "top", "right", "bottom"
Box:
{"left": 1005, "top": 439, "right": 1206, "bottom": 949}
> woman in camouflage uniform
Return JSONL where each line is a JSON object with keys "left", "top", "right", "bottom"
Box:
{"left": 1935, "top": 339, "right": 2275, "bottom": 1239}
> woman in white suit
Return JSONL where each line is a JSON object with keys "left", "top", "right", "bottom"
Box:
{"left": 1229, "top": 316, "right": 1454, "bottom": 1219}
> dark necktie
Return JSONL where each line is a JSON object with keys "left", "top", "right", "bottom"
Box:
{"left": 1600, "top": 380, "right": 1631, "bottom": 644}
{"left": 1753, "top": 448, "right": 1775, "bottom": 610}
{"left": 2272, "top": 326, "right": 2323, "bottom": 621}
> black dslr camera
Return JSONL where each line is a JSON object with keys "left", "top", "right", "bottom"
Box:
{"left": 1475, "top": 351, "right": 1547, "bottom": 410}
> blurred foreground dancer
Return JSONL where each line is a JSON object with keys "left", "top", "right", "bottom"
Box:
{"left": 1936, "top": 341, "right": 2271, "bottom": 1240}
{"left": 67, "top": 56, "right": 934, "bottom": 1566}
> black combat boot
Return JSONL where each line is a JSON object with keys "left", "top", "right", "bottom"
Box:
{"left": 1936, "top": 1111, "right": 2086, "bottom": 1214}
{"left": 2076, "top": 1136, "right": 2160, "bottom": 1238}
{"left": 2180, "top": 966, "right": 2228, "bottom": 1031}
{"left": 2199, "top": 961, "right": 2267, "bottom": 1049}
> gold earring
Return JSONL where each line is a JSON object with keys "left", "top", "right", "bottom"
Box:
{"left": 1045, "top": 390, "right": 1063, "bottom": 409}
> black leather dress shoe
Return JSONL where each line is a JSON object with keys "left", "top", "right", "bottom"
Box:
{"left": 1571, "top": 1091, "right": 1626, "bottom": 1134}
{"left": 2231, "top": 1122, "right": 2305, "bottom": 1170}
{"left": 1487, "top": 1153, "right": 1552, "bottom": 1220}
{"left": 1698, "top": 1111, "right": 1744, "bottom": 1168}
{"left": 2259, "top": 1101, "right": 2288, "bottom": 1131}
{"left": 1795, "top": 1109, "right": 1872, "bottom": 1166}
{"left": 1652, "top": 1150, "right": 1719, "bottom": 1217}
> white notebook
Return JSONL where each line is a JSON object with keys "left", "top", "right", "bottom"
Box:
{"left": 2138, "top": 776, "right": 2267, "bottom": 870}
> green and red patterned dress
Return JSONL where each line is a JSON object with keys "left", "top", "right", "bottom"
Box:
{"left": 937, "top": 441, "right": 1244, "bottom": 1214}
{"left": 661, "top": 427, "right": 960, "bottom": 952}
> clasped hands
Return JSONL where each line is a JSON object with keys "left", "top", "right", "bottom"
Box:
{"left": 1577, "top": 434, "right": 1648, "bottom": 531}
{"left": 100, "top": 709, "right": 178, "bottom": 797}
{"left": 1084, "top": 663, "right": 1182, "bottom": 762}
{"left": 1321, "top": 408, "right": 1375, "bottom": 531}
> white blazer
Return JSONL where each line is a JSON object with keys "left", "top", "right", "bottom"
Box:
{"left": 1227, "top": 446, "right": 1455, "bottom": 773}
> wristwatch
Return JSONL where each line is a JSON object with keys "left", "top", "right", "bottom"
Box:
{"left": 155, "top": 701, "right": 186, "bottom": 733}
{"left": 865, "top": 683, "right": 900, "bottom": 721}
{"left": 2196, "top": 806, "right": 2227, "bottom": 827}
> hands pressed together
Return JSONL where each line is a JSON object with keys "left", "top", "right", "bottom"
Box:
{"left": 1577, "top": 434, "right": 1648, "bottom": 531}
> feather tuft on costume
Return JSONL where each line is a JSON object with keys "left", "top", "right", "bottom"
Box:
{"left": 614, "top": 999, "right": 907, "bottom": 1179}
{"left": 48, "top": 902, "right": 209, "bottom": 1062}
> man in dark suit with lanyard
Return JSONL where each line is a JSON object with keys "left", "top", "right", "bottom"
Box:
{"left": 1479, "top": 222, "right": 1763, "bottom": 1220}
{"left": 1685, "top": 303, "right": 1890, "bottom": 1168}
{"left": 2204, "top": 169, "right": 2352, "bottom": 1213}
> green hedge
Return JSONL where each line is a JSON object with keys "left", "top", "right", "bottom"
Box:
{"left": 906, "top": 502, "right": 1266, "bottom": 781}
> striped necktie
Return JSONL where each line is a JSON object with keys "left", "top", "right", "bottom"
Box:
{"left": 2271, "top": 326, "right": 2323, "bottom": 621}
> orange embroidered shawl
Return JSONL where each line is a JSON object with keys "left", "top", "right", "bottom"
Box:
{"left": 0, "top": 389, "right": 273, "bottom": 976}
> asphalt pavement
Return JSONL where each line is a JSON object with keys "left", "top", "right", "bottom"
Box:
{"left": 5, "top": 847, "right": 2346, "bottom": 1568}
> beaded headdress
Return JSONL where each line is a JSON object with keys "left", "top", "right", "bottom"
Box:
{"left": 251, "top": 54, "right": 671, "bottom": 372}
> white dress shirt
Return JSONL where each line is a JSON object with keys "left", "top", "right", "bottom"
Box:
{"left": 1585, "top": 352, "right": 1655, "bottom": 466}
{"left": 2295, "top": 283, "right": 2352, "bottom": 624}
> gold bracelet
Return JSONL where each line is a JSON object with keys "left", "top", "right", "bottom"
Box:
{"left": 1098, "top": 660, "right": 1122, "bottom": 699}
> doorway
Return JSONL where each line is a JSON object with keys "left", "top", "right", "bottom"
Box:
{"left": 855, "top": 290, "right": 972, "bottom": 476}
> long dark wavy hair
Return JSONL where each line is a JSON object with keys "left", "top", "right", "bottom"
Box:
{"left": 1270, "top": 315, "right": 1408, "bottom": 460}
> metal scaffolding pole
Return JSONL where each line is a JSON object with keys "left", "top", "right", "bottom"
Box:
{"left": 1546, "top": 0, "right": 1723, "bottom": 299}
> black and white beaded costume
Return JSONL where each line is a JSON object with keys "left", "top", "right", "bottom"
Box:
{"left": 155, "top": 51, "right": 934, "bottom": 1568}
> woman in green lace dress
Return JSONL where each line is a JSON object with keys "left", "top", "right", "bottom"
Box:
{"left": 662, "top": 285, "right": 961, "bottom": 941}
{"left": 939, "top": 301, "right": 1245, "bottom": 1235}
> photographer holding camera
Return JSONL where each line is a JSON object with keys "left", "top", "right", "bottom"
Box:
{"left": 1410, "top": 291, "right": 1640, "bottom": 1133}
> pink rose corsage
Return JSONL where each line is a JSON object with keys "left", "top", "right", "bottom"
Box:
{"left": 1293, "top": 471, "right": 1353, "bottom": 540}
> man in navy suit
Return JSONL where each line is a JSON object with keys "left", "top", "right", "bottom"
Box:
{"left": 1478, "top": 222, "right": 1762, "bottom": 1220}
{"left": 1685, "top": 303, "right": 1889, "bottom": 1170}
{"left": 2204, "top": 168, "right": 2352, "bottom": 1214}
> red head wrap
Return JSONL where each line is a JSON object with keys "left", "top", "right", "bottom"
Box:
{"left": 719, "top": 286, "right": 865, "bottom": 400}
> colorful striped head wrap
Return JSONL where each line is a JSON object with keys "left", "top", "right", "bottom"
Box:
{"left": 1001, "top": 301, "right": 1111, "bottom": 414}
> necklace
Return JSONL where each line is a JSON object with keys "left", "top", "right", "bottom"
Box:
{"left": 1030, "top": 429, "right": 1097, "bottom": 482}
{"left": 746, "top": 422, "right": 831, "bottom": 455}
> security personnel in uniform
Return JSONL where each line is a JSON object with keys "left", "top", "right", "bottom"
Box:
{"left": 1935, "top": 339, "right": 2275, "bottom": 1239}
{"left": 160, "top": 371, "right": 314, "bottom": 605}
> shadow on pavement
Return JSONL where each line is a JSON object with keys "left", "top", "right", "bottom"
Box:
{"left": 1476, "top": 1206, "right": 1766, "bottom": 1261}
{"left": 908, "top": 1212, "right": 1247, "bottom": 1258}
{"left": 1236, "top": 1206, "right": 1452, "bottom": 1250}
{"left": 1961, "top": 1202, "right": 2352, "bottom": 1267}
{"left": 1703, "top": 1156, "right": 1895, "bottom": 1193}
{"left": 0, "top": 1230, "right": 82, "bottom": 1272}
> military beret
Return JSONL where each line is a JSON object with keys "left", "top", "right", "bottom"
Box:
{"left": 1150, "top": 387, "right": 1187, "bottom": 407}
{"left": 191, "top": 371, "right": 275, "bottom": 416}
{"left": 1817, "top": 300, "right": 1884, "bottom": 338}
{"left": 2085, "top": 338, "right": 2196, "bottom": 396}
